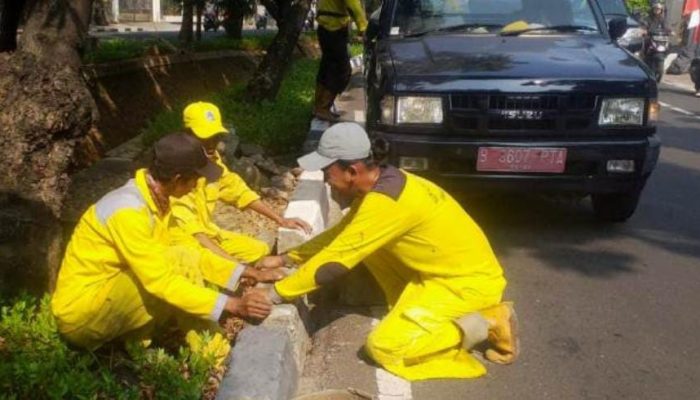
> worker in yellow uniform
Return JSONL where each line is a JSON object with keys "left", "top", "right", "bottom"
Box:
{"left": 253, "top": 123, "right": 519, "bottom": 381}
{"left": 170, "top": 102, "right": 311, "bottom": 265}
{"left": 52, "top": 132, "right": 280, "bottom": 354}
{"left": 313, "top": 0, "right": 367, "bottom": 120}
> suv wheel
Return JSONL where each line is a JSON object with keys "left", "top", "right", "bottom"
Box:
{"left": 591, "top": 190, "right": 642, "bottom": 222}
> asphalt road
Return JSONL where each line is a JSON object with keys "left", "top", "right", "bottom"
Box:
{"left": 299, "top": 84, "right": 700, "bottom": 399}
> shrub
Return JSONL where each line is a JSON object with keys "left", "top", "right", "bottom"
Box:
{"left": 0, "top": 295, "right": 219, "bottom": 399}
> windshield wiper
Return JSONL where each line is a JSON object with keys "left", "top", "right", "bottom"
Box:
{"left": 500, "top": 25, "right": 597, "bottom": 36}
{"left": 405, "top": 23, "right": 503, "bottom": 38}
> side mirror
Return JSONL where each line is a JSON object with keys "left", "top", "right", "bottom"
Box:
{"left": 608, "top": 17, "right": 628, "bottom": 41}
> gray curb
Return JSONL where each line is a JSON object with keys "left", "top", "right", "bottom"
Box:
{"left": 217, "top": 172, "right": 329, "bottom": 400}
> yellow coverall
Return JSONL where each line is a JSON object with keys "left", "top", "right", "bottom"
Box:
{"left": 52, "top": 169, "right": 242, "bottom": 351}
{"left": 317, "top": 0, "right": 368, "bottom": 32}
{"left": 170, "top": 153, "right": 270, "bottom": 263}
{"left": 275, "top": 166, "right": 507, "bottom": 380}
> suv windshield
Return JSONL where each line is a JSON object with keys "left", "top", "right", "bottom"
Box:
{"left": 393, "top": 0, "right": 600, "bottom": 36}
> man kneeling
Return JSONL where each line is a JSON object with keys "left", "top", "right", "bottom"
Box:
{"left": 255, "top": 123, "right": 519, "bottom": 381}
{"left": 52, "top": 133, "right": 278, "bottom": 354}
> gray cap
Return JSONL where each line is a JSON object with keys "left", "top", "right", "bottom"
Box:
{"left": 298, "top": 123, "right": 371, "bottom": 171}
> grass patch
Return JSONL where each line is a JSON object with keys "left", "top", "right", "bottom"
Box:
{"left": 0, "top": 295, "right": 220, "bottom": 399}
{"left": 142, "top": 57, "right": 319, "bottom": 155}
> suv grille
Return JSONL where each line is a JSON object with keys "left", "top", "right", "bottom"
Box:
{"left": 449, "top": 93, "right": 597, "bottom": 134}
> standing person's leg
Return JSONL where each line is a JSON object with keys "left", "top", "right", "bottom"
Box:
{"left": 364, "top": 274, "right": 506, "bottom": 381}
{"left": 691, "top": 59, "right": 700, "bottom": 96}
{"left": 315, "top": 25, "right": 338, "bottom": 120}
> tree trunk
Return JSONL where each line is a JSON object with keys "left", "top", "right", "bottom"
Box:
{"left": 246, "top": 0, "right": 311, "bottom": 102}
{"left": 91, "top": 0, "right": 109, "bottom": 26}
{"left": 195, "top": 0, "right": 203, "bottom": 41}
{"left": 179, "top": 0, "right": 194, "bottom": 44}
{"left": 0, "top": 0, "right": 98, "bottom": 293}
{"left": 224, "top": 12, "right": 244, "bottom": 39}
{"left": 0, "top": 0, "right": 26, "bottom": 52}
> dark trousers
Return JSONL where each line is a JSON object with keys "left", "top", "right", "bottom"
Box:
{"left": 691, "top": 59, "right": 700, "bottom": 91}
{"left": 317, "top": 25, "right": 351, "bottom": 95}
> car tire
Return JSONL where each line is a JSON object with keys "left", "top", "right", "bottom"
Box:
{"left": 591, "top": 189, "right": 642, "bottom": 223}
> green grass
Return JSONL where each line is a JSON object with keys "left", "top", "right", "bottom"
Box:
{"left": 0, "top": 295, "right": 220, "bottom": 399}
{"left": 83, "top": 34, "right": 276, "bottom": 64}
{"left": 142, "top": 57, "right": 319, "bottom": 155}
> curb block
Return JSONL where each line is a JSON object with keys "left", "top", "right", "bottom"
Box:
{"left": 216, "top": 326, "right": 299, "bottom": 400}
{"left": 277, "top": 170, "right": 331, "bottom": 254}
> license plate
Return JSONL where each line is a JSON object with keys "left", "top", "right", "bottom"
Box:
{"left": 477, "top": 147, "right": 567, "bottom": 173}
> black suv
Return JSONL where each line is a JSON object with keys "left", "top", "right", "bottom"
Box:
{"left": 364, "top": 0, "right": 660, "bottom": 222}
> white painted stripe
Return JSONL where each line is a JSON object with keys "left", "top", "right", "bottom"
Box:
{"left": 371, "top": 318, "right": 413, "bottom": 400}
{"left": 659, "top": 101, "right": 700, "bottom": 120}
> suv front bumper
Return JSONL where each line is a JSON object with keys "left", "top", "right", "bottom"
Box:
{"left": 376, "top": 132, "right": 661, "bottom": 195}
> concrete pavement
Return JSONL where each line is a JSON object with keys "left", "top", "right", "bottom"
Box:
{"left": 296, "top": 77, "right": 700, "bottom": 399}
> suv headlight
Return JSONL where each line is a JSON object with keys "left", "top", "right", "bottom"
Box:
{"left": 599, "top": 98, "right": 645, "bottom": 126}
{"left": 397, "top": 96, "right": 443, "bottom": 124}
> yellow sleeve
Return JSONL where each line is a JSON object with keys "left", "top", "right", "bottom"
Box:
{"left": 107, "top": 209, "right": 227, "bottom": 321}
{"left": 285, "top": 200, "right": 361, "bottom": 264}
{"left": 218, "top": 168, "right": 261, "bottom": 209}
{"left": 275, "top": 193, "right": 411, "bottom": 300}
{"left": 346, "top": 0, "right": 368, "bottom": 32}
{"left": 198, "top": 250, "right": 247, "bottom": 292}
{"left": 170, "top": 188, "right": 208, "bottom": 236}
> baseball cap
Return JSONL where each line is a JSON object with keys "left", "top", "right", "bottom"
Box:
{"left": 297, "top": 122, "right": 372, "bottom": 171}
{"left": 183, "top": 102, "right": 229, "bottom": 139}
{"left": 154, "top": 132, "right": 223, "bottom": 182}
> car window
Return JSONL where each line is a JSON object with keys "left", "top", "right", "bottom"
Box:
{"left": 393, "top": 0, "right": 600, "bottom": 35}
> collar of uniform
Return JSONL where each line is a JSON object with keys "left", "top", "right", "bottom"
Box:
{"left": 134, "top": 168, "right": 162, "bottom": 215}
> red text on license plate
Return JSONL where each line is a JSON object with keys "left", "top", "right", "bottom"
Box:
{"left": 476, "top": 147, "right": 567, "bottom": 173}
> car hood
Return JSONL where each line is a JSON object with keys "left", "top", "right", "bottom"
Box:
{"left": 388, "top": 35, "right": 651, "bottom": 93}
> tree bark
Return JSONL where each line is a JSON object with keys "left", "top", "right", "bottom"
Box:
{"left": 0, "top": 0, "right": 26, "bottom": 52}
{"left": 0, "top": 0, "right": 98, "bottom": 293}
{"left": 246, "top": 0, "right": 311, "bottom": 102}
{"left": 179, "top": 0, "right": 194, "bottom": 44}
{"left": 224, "top": 12, "right": 244, "bottom": 39}
{"left": 195, "top": 0, "right": 203, "bottom": 41}
{"left": 91, "top": 0, "right": 108, "bottom": 26}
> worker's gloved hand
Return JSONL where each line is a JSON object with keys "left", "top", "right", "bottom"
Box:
{"left": 225, "top": 290, "right": 273, "bottom": 320}
{"left": 279, "top": 217, "right": 313, "bottom": 234}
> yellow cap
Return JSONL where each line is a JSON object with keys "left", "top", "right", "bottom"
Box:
{"left": 183, "top": 102, "right": 229, "bottom": 139}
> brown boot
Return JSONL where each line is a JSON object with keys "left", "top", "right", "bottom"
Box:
{"left": 313, "top": 83, "right": 339, "bottom": 122}
{"left": 479, "top": 302, "right": 519, "bottom": 364}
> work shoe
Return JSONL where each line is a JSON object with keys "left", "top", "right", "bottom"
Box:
{"left": 695, "top": 91, "right": 700, "bottom": 98}
{"left": 479, "top": 302, "right": 519, "bottom": 364}
{"left": 313, "top": 83, "right": 339, "bottom": 122}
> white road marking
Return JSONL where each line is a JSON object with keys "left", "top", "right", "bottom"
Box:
{"left": 659, "top": 101, "right": 700, "bottom": 120}
{"left": 371, "top": 318, "right": 413, "bottom": 400}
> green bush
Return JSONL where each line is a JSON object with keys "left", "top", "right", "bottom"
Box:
{"left": 142, "top": 57, "right": 319, "bottom": 155}
{"left": 0, "top": 295, "right": 218, "bottom": 399}
{"left": 626, "top": 0, "right": 650, "bottom": 16}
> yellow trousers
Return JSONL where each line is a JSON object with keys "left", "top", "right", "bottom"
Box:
{"left": 216, "top": 230, "right": 270, "bottom": 264}
{"left": 60, "top": 245, "right": 225, "bottom": 351}
{"left": 363, "top": 250, "right": 506, "bottom": 381}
